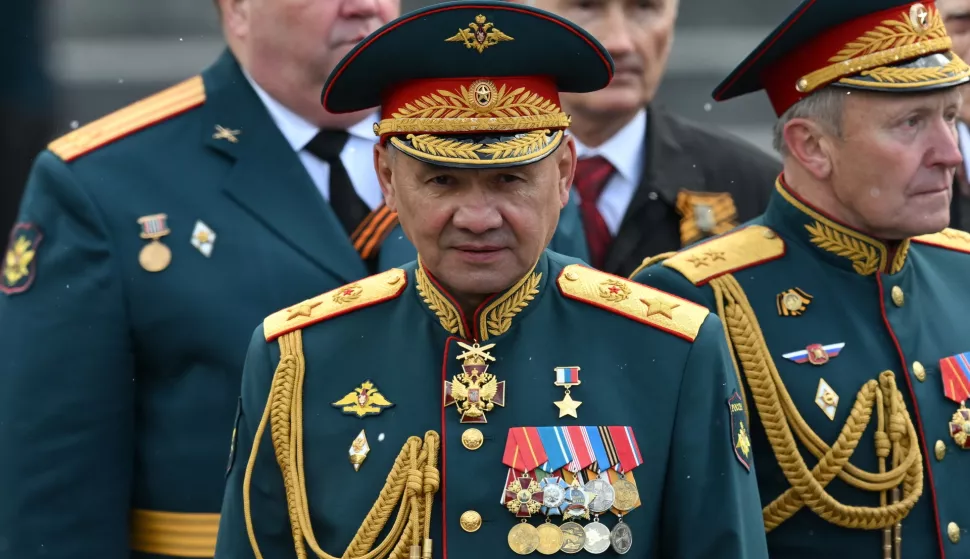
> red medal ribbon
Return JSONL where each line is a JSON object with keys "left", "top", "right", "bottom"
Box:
{"left": 609, "top": 426, "right": 643, "bottom": 473}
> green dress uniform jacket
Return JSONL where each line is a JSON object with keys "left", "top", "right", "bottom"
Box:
{"left": 214, "top": 250, "right": 769, "bottom": 559}
{"left": 0, "top": 51, "right": 588, "bottom": 559}
{"left": 631, "top": 179, "right": 970, "bottom": 558}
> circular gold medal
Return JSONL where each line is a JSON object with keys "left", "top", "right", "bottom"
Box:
{"left": 139, "top": 240, "right": 171, "bottom": 272}
{"left": 612, "top": 478, "right": 640, "bottom": 512}
{"left": 508, "top": 522, "right": 539, "bottom": 555}
{"left": 559, "top": 521, "right": 586, "bottom": 554}
{"left": 535, "top": 522, "right": 563, "bottom": 555}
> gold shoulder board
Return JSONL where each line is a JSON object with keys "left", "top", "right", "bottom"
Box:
{"left": 557, "top": 264, "right": 709, "bottom": 342}
{"left": 49, "top": 76, "right": 206, "bottom": 162}
{"left": 912, "top": 228, "right": 970, "bottom": 254}
{"left": 264, "top": 268, "right": 408, "bottom": 342}
{"left": 662, "top": 224, "right": 785, "bottom": 286}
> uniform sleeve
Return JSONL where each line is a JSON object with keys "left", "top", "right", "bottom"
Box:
{"left": 215, "top": 326, "right": 297, "bottom": 559}
{"left": 659, "top": 314, "right": 768, "bottom": 559}
{"left": 0, "top": 151, "right": 135, "bottom": 558}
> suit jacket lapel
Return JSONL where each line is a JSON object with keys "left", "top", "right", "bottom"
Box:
{"left": 201, "top": 51, "right": 367, "bottom": 282}
{"left": 604, "top": 105, "right": 706, "bottom": 273}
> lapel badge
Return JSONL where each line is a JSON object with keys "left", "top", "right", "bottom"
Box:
{"left": 675, "top": 190, "right": 738, "bottom": 246}
{"left": 212, "top": 125, "right": 241, "bottom": 143}
{"left": 348, "top": 429, "right": 370, "bottom": 471}
{"left": 776, "top": 287, "right": 813, "bottom": 317}
{"left": 331, "top": 380, "right": 395, "bottom": 418}
{"left": 815, "top": 378, "right": 840, "bottom": 421}
{"left": 553, "top": 366, "right": 583, "bottom": 419}
{"left": 444, "top": 342, "right": 506, "bottom": 423}
{"left": 783, "top": 342, "right": 845, "bottom": 365}
{"left": 137, "top": 213, "right": 172, "bottom": 272}
{"left": 1, "top": 223, "right": 42, "bottom": 296}
{"left": 190, "top": 220, "right": 217, "bottom": 257}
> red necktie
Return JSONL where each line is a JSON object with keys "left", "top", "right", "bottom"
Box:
{"left": 574, "top": 156, "right": 615, "bottom": 269}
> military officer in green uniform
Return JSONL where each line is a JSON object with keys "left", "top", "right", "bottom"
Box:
{"left": 0, "top": 1, "right": 597, "bottom": 557}
{"left": 631, "top": 0, "right": 970, "bottom": 557}
{"left": 214, "top": 2, "right": 769, "bottom": 558}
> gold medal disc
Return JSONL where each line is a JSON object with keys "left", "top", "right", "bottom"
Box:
{"left": 508, "top": 522, "right": 539, "bottom": 555}
{"left": 535, "top": 522, "right": 563, "bottom": 555}
{"left": 612, "top": 478, "right": 640, "bottom": 512}
{"left": 139, "top": 240, "right": 172, "bottom": 272}
{"left": 559, "top": 521, "right": 586, "bottom": 554}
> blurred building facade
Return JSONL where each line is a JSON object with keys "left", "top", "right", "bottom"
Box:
{"left": 45, "top": 0, "right": 800, "bottom": 152}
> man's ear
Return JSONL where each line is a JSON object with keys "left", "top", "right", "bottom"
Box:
{"left": 374, "top": 144, "right": 398, "bottom": 211}
{"left": 556, "top": 135, "right": 578, "bottom": 209}
{"left": 220, "top": 0, "right": 250, "bottom": 40}
{"left": 783, "top": 118, "right": 836, "bottom": 181}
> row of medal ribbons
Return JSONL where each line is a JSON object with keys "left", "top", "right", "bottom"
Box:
{"left": 501, "top": 426, "right": 644, "bottom": 555}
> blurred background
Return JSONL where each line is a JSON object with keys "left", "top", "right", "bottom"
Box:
{"left": 2, "top": 0, "right": 800, "bottom": 231}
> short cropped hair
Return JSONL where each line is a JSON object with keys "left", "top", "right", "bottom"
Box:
{"left": 772, "top": 86, "right": 846, "bottom": 156}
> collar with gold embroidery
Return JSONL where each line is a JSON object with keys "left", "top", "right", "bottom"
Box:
{"left": 414, "top": 254, "right": 544, "bottom": 341}
{"left": 767, "top": 179, "right": 911, "bottom": 276}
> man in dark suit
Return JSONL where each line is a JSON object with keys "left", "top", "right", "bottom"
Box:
{"left": 0, "top": 2, "right": 582, "bottom": 559}
{"left": 515, "top": 0, "right": 782, "bottom": 277}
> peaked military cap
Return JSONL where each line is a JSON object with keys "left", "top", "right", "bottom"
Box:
{"left": 322, "top": 0, "right": 613, "bottom": 168}
{"left": 714, "top": 0, "right": 970, "bottom": 115}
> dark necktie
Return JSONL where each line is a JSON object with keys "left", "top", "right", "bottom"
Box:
{"left": 574, "top": 156, "right": 616, "bottom": 269}
{"left": 305, "top": 130, "right": 371, "bottom": 235}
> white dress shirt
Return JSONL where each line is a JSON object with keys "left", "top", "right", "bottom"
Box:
{"left": 245, "top": 74, "right": 383, "bottom": 211}
{"left": 571, "top": 109, "right": 647, "bottom": 235}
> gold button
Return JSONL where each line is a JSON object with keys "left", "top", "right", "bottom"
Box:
{"left": 564, "top": 271, "right": 579, "bottom": 281}
{"left": 460, "top": 510, "right": 482, "bottom": 533}
{"left": 913, "top": 361, "right": 926, "bottom": 382}
{"left": 891, "top": 286, "right": 905, "bottom": 307}
{"left": 949, "top": 521, "right": 961, "bottom": 544}
{"left": 763, "top": 229, "right": 777, "bottom": 239}
{"left": 461, "top": 428, "right": 484, "bottom": 451}
{"left": 936, "top": 440, "right": 947, "bottom": 461}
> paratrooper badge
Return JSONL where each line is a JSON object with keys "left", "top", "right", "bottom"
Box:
{"left": 1, "top": 223, "right": 42, "bottom": 295}
{"left": 331, "top": 380, "right": 395, "bottom": 418}
{"left": 444, "top": 341, "right": 506, "bottom": 423}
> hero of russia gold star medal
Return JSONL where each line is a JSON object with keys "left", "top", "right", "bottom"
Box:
{"left": 553, "top": 366, "right": 582, "bottom": 419}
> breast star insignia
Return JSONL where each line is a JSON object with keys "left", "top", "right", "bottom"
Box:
{"left": 331, "top": 380, "right": 395, "bottom": 418}
{"left": 445, "top": 14, "right": 515, "bottom": 53}
{"left": 444, "top": 342, "right": 506, "bottom": 423}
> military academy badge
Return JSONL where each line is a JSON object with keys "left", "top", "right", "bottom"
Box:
{"left": 727, "top": 391, "right": 751, "bottom": 472}
{"left": 675, "top": 190, "right": 738, "bottom": 246}
{"left": 1, "top": 223, "right": 42, "bottom": 295}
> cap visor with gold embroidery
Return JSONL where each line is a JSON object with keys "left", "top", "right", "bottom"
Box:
{"left": 713, "top": 0, "right": 970, "bottom": 116}
{"left": 321, "top": 0, "right": 613, "bottom": 168}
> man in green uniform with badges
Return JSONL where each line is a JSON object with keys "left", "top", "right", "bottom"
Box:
{"left": 214, "top": 2, "right": 769, "bottom": 558}
{"left": 632, "top": 0, "right": 970, "bottom": 557}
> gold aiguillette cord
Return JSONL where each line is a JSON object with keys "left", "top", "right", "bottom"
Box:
{"left": 243, "top": 330, "right": 441, "bottom": 559}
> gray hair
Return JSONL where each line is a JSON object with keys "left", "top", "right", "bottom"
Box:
{"left": 772, "top": 86, "right": 847, "bottom": 156}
